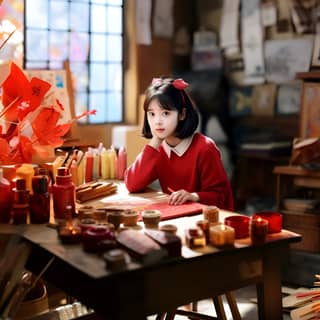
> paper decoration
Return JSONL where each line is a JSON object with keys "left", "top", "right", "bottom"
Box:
{"left": 220, "top": 0, "right": 240, "bottom": 56}
{"left": 136, "top": 0, "right": 152, "bottom": 45}
{"left": 241, "top": 0, "right": 265, "bottom": 84}
{"left": 153, "top": 0, "right": 174, "bottom": 38}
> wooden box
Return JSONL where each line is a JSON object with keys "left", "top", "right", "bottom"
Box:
{"left": 282, "top": 210, "right": 320, "bottom": 252}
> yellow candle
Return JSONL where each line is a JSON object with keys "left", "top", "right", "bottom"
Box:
{"left": 209, "top": 224, "right": 235, "bottom": 248}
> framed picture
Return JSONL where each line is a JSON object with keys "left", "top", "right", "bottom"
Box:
{"left": 251, "top": 83, "right": 276, "bottom": 116}
{"left": 276, "top": 81, "right": 302, "bottom": 115}
{"left": 300, "top": 82, "right": 320, "bottom": 137}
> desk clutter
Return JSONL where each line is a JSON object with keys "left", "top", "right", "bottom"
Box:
{"left": 49, "top": 204, "right": 284, "bottom": 271}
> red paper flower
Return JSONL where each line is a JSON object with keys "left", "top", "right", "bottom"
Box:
{"left": 0, "top": 62, "right": 96, "bottom": 164}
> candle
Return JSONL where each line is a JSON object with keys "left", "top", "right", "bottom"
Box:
{"left": 203, "top": 206, "right": 219, "bottom": 223}
{"left": 58, "top": 224, "right": 82, "bottom": 244}
{"left": 224, "top": 215, "right": 250, "bottom": 239}
{"left": 250, "top": 217, "right": 269, "bottom": 245}
{"left": 252, "top": 212, "right": 282, "bottom": 234}
{"left": 209, "top": 224, "right": 235, "bottom": 248}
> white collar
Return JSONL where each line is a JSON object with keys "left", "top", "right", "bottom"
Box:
{"left": 162, "top": 135, "right": 194, "bottom": 158}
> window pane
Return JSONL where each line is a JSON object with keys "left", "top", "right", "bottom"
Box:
{"left": 75, "top": 92, "right": 89, "bottom": 123}
{"left": 89, "top": 93, "right": 107, "bottom": 123}
{"left": 107, "top": 6, "right": 122, "bottom": 34}
{"left": 107, "top": 92, "right": 122, "bottom": 122}
{"left": 26, "top": 30, "right": 48, "bottom": 60}
{"left": 25, "top": 61, "right": 48, "bottom": 69}
{"left": 49, "top": 31, "right": 68, "bottom": 61}
{"left": 71, "top": 62, "right": 89, "bottom": 91}
{"left": 91, "top": 34, "right": 107, "bottom": 61}
{"left": 50, "top": 1, "right": 68, "bottom": 30}
{"left": 91, "top": 4, "right": 107, "bottom": 33}
{"left": 106, "top": 35, "right": 122, "bottom": 61}
{"left": 70, "top": 32, "right": 89, "bottom": 61}
{"left": 70, "top": 2, "right": 89, "bottom": 32}
{"left": 49, "top": 61, "right": 64, "bottom": 69}
{"left": 90, "top": 63, "right": 107, "bottom": 91}
{"left": 26, "top": 0, "right": 48, "bottom": 28}
{"left": 106, "top": 63, "right": 122, "bottom": 91}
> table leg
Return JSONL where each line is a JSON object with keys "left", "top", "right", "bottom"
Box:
{"left": 256, "top": 250, "right": 283, "bottom": 320}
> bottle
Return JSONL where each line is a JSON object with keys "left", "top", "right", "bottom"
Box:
{"left": 117, "top": 146, "right": 127, "bottom": 180}
{"left": 30, "top": 175, "right": 50, "bottom": 224}
{"left": 52, "top": 167, "right": 76, "bottom": 222}
{"left": 16, "top": 163, "right": 35, "bottom": 194}
{"left": 0, "top": 167, "right": 12, "bottom": 223}
{"left": 12, "top": 178, "right": 30, "bottom": 224}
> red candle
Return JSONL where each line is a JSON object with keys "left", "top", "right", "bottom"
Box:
{"left": 252, "top": 212, "right": 282, "bottom": 234}
{"left": 250, "top": 217, "right": 269, "bottom": 245}
{"left": 224, "top": 215, "right": 250, "bottom": 239}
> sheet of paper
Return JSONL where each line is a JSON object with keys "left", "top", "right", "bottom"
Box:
{"left": 153, "top": 0, "right": 174, "bottom": 38}
{"left": 220, "top": 0, "right": 240, "bottom": 55}
{"left": 136, "top": 0, "right": 152, "bottom": 45}
{"left": 241, "top": 0, "right": 265, "bottom": 84}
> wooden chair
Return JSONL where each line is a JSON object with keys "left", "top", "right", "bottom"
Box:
{"left": 156, "top": 291, "right": 241, "bottom": 320}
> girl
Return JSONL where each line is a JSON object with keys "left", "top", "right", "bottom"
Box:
{"left": 124, "top": 77, "right": 234, "bottom": 210}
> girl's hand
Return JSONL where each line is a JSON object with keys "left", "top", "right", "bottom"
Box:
{"left": 149, "top": 135, "right": 164, "bottom": 149}
{"left": 168, "top": 189, "right": 199, "bottom": 205}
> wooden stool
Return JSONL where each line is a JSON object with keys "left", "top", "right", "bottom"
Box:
{"left": 156, "top": 291, "right": 241, "bottom": 320}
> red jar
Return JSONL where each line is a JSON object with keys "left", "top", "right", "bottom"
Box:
{"left": 0, "top": 167, "right": 12, "bottom": 223}
{"left": 52, "top": 167, "right": 75, "bottom": 222}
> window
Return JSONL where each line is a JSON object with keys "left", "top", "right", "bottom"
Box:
{"left": 24, "top": 0, "right": 124, "bottom": 124}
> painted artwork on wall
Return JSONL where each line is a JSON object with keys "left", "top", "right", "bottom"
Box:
{"left": 265, "top": 37, "right": 313, "bottom": 83}
{"left": 300, "top": 82, "right": 320, "bottom": 137}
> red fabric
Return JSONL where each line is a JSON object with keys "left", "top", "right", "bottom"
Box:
{"left": 125, "top": 133, "right": 234, "bottom": 211}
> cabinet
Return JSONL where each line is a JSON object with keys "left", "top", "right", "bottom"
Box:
{"left": 274, "top": 165, "right": 320, "bottom": 252}
{"left": 274, "top": 165, "right": 320, "bottom": 287}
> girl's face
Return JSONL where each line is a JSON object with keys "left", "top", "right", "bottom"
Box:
{"left": 147, "top": 99, "right": 184, "bottom": 143}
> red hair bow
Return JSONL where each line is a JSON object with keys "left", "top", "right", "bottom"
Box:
{"left": 172, "top": 78, "right": 189, "bottom": 90}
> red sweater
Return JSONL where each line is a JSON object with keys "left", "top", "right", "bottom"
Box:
{"left": 124, "top": 133, "right": 234, "bottom": 210}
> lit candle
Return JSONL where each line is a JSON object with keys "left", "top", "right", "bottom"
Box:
{"left": 252, "top": 212, "right": 282, "bottom": 234}
{"left": 209, "top": 224, "right": 235, "bottom": 248}
{"left": 224, "top": 215, "right": 250, "bottom": 239}
{"left": 250, "top": 217, "right": 269, "bottom": 245}
{"left": 203, "top": 206, "right": 219, "bottom": 223}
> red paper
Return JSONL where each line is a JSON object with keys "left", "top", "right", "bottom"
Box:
{"left": 139, "top": 202, "right": 204, "bottom": 221}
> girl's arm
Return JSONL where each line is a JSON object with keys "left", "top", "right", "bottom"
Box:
{"left": 196, "top": 143, "right": 234, "bottom": 211}
{"left": 124, "top": 145, "right": 159, "bottom": 192}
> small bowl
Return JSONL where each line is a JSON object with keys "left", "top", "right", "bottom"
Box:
{"left": 159, "top": 224, "right": 178, "bottom": 235}
{"left": 142, "top": 210, "right": 161, "bottom": 228}
{"left": 122, "top": 210, "right": 139, "bottom": 227}
{"left": 224, "top": 215, "right": 250, "bottom": 239}
{"left": 252, "top": 212, "right": 282, "bottom": 234}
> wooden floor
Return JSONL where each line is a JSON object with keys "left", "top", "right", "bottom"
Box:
{"left": 148, "top": 285, "right": 292, "bottom": 320}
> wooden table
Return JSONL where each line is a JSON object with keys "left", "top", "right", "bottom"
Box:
{"left": 0, "top": 188, "right": 301, "bottom": 320}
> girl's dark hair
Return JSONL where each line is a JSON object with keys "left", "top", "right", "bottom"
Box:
{"left": 142, "top": 77, "right": 199, "bottom": 139}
